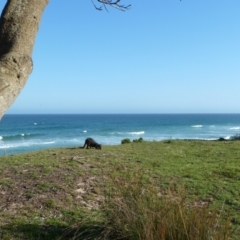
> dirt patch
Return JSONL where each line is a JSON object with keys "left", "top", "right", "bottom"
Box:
{"left": 0, "top": 152, "right": 106, "bottom": 224}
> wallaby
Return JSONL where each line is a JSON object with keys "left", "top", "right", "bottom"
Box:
{"left": 81, "top": 138, "right": 101, "bottom": 149}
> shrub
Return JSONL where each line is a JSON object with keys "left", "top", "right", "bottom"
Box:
{"left": 231, "top": 134, "right": 240, "bottom": 141}
{"left": 218, "top": 137, "right": 226, "bottom": 141}
{"left": 133, "top": 137, "right": 144, "bottom": 143}
{"left": 121, "top": 138, "right": 131, "bottom": 144}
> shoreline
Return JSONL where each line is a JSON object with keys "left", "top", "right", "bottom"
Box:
{"left": 1, "top": 114, "right": 240, "bottom": 156}
{"left": 1, "top": 136, "right": 239, "bottom": 157}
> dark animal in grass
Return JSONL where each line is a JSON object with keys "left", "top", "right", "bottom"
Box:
{"left": 81, "top": 138, "right": 101, "bottom": 149}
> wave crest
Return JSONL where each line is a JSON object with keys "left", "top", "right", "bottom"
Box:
{"left": 0, "top": 133, "right": 41, "bottom": 141}
{"left": 230, "top": 127, "right": 240, "bottom": 130}
{"left": 0, "top": 140, "right": 55, "bottom": 149}
{"left": 129, "top": 131, "right": 145, "bottom": 135}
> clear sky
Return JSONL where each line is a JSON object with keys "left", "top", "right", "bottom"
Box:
{"left": 2, "top": 0, "right": 240, "bottom": 114}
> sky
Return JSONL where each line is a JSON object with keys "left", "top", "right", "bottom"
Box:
{"left": 1, "top": 0, "right": 240, "bottom": 114}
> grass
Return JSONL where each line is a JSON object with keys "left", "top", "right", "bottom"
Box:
{"left": 0, "top": 140, "right": 239, "bottom": 239}
{"left": 103, "top": 173, "right": 230, "bottom": 240}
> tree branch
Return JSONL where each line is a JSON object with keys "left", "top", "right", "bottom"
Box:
{"left": 91, "top": 0, "right": 131, "bottom": 11}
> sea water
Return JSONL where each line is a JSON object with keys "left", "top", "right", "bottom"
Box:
{"left": 0, "top": 114, "right": 240, "bottom": 156}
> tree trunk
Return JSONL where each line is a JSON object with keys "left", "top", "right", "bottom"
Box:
{"left": 0, "top": 0, "right": 48, "bottom": 119}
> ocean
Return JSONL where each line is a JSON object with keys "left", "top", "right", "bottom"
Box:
{"left": 0, "top": 114, "right": 240, "bottom": 156}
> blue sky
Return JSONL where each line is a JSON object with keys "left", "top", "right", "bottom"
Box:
{"left": 2, "top": 0, "right": 240, "bottom": 114}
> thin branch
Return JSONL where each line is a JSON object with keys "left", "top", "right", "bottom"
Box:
{"left": 91, "top": 0, "right": 103, "bottom": 10}
{"left": 92, "top": 0, "right": 131, "bottom": 11}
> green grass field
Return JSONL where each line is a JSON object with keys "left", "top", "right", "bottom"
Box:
{"left": 0, "top": 140, "right": 239, "bottom": 239}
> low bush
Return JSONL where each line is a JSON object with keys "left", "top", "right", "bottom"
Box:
{"left": 218, "top": 137, "right": 226, "bottom": 141}
{"left": 133, "top": 137, "right": 144, "bottom": 143}
{"left": 231, "top": 134, "right": 240, "bottom": 141}
{"left": 122, "top": 138, "right": 144, "bottom": 144}
{"left": 121, "top": 138, "right": 131, "bottom": 144}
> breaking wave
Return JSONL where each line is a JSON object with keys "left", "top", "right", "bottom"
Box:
{"left": 110, "top": 131, "right": 145, "bottom": 135}
{"left": 191, "top": 125, "right": 203, "bottom": 128}
{"left": 230, "top": 127, "right": 240, "bottom": 130}
{"left": 128, "top": 131, "right": 145, "bottom": 135}
{"left": 0, "top": 140, "right": 55, "bottom": 149}
{"left": 0, "top": 133, "right": 42, "bottom": 141}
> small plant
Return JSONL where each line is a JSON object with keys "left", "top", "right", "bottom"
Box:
{"left": 121, "top": 138, "right": 131, "bottom": 144}
{"left": 37, "top": 182, "right": 50, "bottom": 191}
{"left": 164, "top": 138, "right": 173, "bottom": 143}
{"left": 26, "top": 190, "right": 34, "bottom": 199}
{"left": 43, "top": 199, "right": 55, "bottom": 208}
{"left": 133, "top": 137, "right": 144, "bottom": 143}
{"left": 0, "top": 179, "right": 13, "bottom": 187}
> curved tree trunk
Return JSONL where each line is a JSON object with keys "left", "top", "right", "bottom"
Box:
{"left": 0, "top": 0, "right": 48, "bottom": 119}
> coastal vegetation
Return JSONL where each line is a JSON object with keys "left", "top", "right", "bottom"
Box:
{"left": 0, "top": 140, "right": 239, "bottom": 239}
{"left": 121, "top": 137, "right": 144, "bottom": 144}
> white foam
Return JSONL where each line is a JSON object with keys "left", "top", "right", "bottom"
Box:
{"left": 230, "top": 127, "right": 240, "bottom": 130}
{"left": 129, "top": 131, "right": 145, "bottom": 135}
{"left": 21, "top": 134, "right": 25, "bottom": 137}
{"left": 0, "top": 142, "right": 30, "bottom": 149}
{"left": 34, "top": 123, "right": 37, "bottom": 125}
{"left": 0, "top": 140, "right": 55, "bottom": 149}
{"left": 83, "top": 130, "right": 87, "bottom": 133}
{"left": 191, "top": 125, "right": 202, "bottom": 128}
{"left": 41, "top": 141, "right": 55, "bottom": 145}
{"left": 0, "top": 136, "right": 2, "bottom": 140}
{"left": 111, "top": 131, "right": 145, "bottom": 135}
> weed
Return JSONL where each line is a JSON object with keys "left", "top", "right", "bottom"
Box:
{"left": 37, "top": 182, "right": 50, "bottom": 191}
{"left": 26, "top": 190, "right": 35, "bottom": 199}
{"left": 0, "top": 179, "right": 13, "bottom": 187}
{"left": 43, "top": 199, "right": 56, "bottom": 208}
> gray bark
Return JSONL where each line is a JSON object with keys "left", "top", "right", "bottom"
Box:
{"left": 0, "top": 0, "right": 48, "bottom": 119}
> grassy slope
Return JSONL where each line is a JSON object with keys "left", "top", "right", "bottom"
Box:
{"left": 0, "top": 140, "right": 239, "bottom": 239}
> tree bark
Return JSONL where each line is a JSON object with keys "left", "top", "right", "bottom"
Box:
{"left": 0, "top": 0, "right": 48, "bottom": 119}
